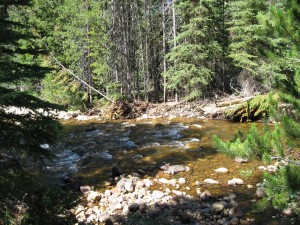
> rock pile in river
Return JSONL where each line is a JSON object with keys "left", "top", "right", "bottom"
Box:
{"left": 74, "top": 175, "right": 253, "bottom": 225}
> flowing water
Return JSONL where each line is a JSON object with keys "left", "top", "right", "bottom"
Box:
{"left": 41, "top": 117, "right": 295, "bottom": 225}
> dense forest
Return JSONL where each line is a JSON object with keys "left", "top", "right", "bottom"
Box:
{"left": 5, "top": 0, "right": 300, "bottom": 108}
{"left": 1, "top": 0, "right": 300, "bottom": 224}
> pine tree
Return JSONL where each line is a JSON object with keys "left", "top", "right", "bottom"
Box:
{"left": 0, "top": 1, "right": 64, "bottom": 222}
{"left": 227, "top": 0, "right": 270, "bottom": 90}
{"left": 164, "top": 0, "right": 221, "bottom": 100}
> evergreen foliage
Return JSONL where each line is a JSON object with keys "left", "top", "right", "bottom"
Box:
{"left": 164, "top": 0, "right": 225, "bottom": 100}
{"left": 0, "top": 1, "right": 75, "bottom": 223}
{"left": 215, "top": 0, "right": 300, "bottom": 214}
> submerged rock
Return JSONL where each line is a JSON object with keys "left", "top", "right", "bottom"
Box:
{"left": 215, "top": 167, "right": 229, "bottom": 173}
{"left": 160, "top": 163, "right": 190, "bottom": 174}
{"left": 228, "top": 178, "right": 244, "bottom": 186}
{"left": 234, "top": 157, "right": 249, "bottom": 163}
{"left": 204, "top": 178, "right": 219, "bottom": 184}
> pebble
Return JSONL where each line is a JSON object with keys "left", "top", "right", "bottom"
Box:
{"left": 204, "top": 178, "right": 219, "bottom": 184}
{"left": 228, "top": 178, "right": 244, "bottom": 185}
{"left": 215, "top": 167, "right": 229, "bottom": 173}
{"left": 178, "top": 177, "right": 186, "bottom": 184}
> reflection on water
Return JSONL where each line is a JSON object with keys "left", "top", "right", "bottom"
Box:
{"left": 40, "top": 117, "right": 293, "bottom": 225}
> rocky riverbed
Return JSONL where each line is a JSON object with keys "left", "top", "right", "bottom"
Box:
{"left": 73, "top": 159, "right": 291, "bottom": 225}
{"left": 74, "top": 173, "right": 252, "bottom": 225}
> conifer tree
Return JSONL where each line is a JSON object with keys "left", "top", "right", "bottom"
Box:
{"left": 227, "top": 0, "right": 269, "bottom": 86}
{"left": 0, "top": 1, "right": 65, "bottom": 222}
{"left": 164, "top": 0, "right": 221, "bottom": 100}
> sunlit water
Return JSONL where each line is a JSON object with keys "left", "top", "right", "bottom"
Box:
{"left": 40, "top": 117, "right": 295, "bottom": 225}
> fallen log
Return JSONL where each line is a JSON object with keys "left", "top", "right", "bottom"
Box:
{"left": 216, "top": 96, "right": 255, "bottom": 107}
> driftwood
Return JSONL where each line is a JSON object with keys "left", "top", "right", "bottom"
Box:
{"left": 216, "top": 96, "right": 255, "bottom": 107}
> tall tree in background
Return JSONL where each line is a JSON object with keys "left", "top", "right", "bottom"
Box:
{"left": 227, "top": 0, "right": 269, "bottom": 95}
{"left": 164, "top": 0, "right": 221, "bottom": 100}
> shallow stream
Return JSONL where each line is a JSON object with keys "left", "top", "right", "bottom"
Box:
{"left": 41, "top": 117, "right": 294, "bottom": 225}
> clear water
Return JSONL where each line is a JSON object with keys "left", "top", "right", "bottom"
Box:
{"left": 41, "top": 117, "right": 296, "bottom": 224}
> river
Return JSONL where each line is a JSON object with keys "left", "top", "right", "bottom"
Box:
{"left": 40, "top": 117, "right": 296, "bottom": 225}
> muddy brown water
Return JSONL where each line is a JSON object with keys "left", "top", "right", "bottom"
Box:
{"left": 42, "top": 117, "right": 297, "bottom": 225}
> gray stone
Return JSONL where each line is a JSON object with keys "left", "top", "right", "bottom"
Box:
{"left": 229, "top": 207, "right": 243, "bottom": 218}
{"left": 256, "top": 187, "right": 265, "bottom": 198}
{"left": 228, "top": 178, "right": 244, "bottom": 185}
{"left": 80, "top": 185, "right": 91, "bottom": 194}
{"left": 234, "top": 157, "right": 248, "bottom": 163}
{"left": 128, "top": 203, "right": 140, "bottom": 213}
{"left": 139, "top": 203, "right": 147, "bottom": 213}
{"left": 210, "top": 202, "right": 225, "bottom": 215}
{"left": 230, "top": 217, "right": 240, "bottom": 225}
{"left": 160, "top": 164, "right": 190, "bottom": 174}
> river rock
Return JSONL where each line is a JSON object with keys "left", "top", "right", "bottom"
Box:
{"left": 204, "top": 178, "right": 219, "bottom": 184}
{"left": 210, "top": 202, "right": 225, "bottom": 215}
{"left": 124, "top": 180, "right": 134, "bottom": 192}
{"left": 215, "top": 167, "right": 229, "bottom": 173}
{"left": 159, "top": 178, "right": 177, "bottom": 186}
{"left": 200, "top": 190, "right": 212, "bottom": 201}
{"left": 128, "top": 203, "right": 140, "bottom": 213}
{"left": 234, "top": 157, "right": 248, "bottom": 163}
{"left": 228, "top": 178, "right": 244, "bottom": 185}
{"left": 172, "top": 190, "right": 183, "bottom": 196}
{"left": 160, "top": 163, "right": 190, "bottom": 174}
{"left": 139, "top": 203, "right": 147, "bottom": 213}
{"left": 229, "top": 207, "right": 243, "bottom": 218}
{"left": 86, "top": 191, "right": 101, "bottom": 202}
{"left": 112, "top": 164, "right": 122, "bottom": 178}
{"left": 178, "top": 177, "right": 186, "bottom": 184}
{"left": 80, "top": 185, "right": 91, "bottom": 194}
{"left": 152, "top": 190, "right": 165, "bottom": 199}
{"left": 256, "top": 187, "right": 265, "bottom": 198}
{"left": 230, "top": 217, "right": 240, "bottom": 225}
{"left": 281, "top": 208, "right": 294, "bottom": 217}
{"left": 99, "top": 212, "right": 110, "bottom": 223}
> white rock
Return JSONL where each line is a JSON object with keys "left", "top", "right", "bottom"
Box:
{"left": 234, "top": 157, "right": 248, "bottom": 163}
{"left": 258, "top": 166, "right": 266, "bottom": 170}
{"left": 228, "top": 178, "right": 244, "bottom": 185}
{"left": 80, "top": 185, "right": 92, "bottom": 194}
{"left": 86, "top": 191, "right": 101, "bottom": 202}
{"left": 192, "top": 124, "right": 202, "bottom": 128}
{"left": 172, "top": 190, "right": 183, "bottom": 196}
{"left": 152, "top": 190, "right": 165, "bottom": 199}
{"left": 178, "top": 177, "right": 186, "bottom": 184}
{"left": 86, "top": 214, "right": 96, "bottom": 223}
{"left": 247, "top": 184, "right": 254, "bottom": 189}
{"left": 124, "top": 181, "right": 134, "bottom": 192}
{"left": 104, "top": 190, "right": 111, "bottom": 198}
{"left": 114, "top": 203, "right": 123, "bottom": 210}
{"left": 204, "top": 178, "right": 219, "bottom": 184}
{"left": 195, "top": 180, "right": 200, "bottom": 186}
{"left": 214, "top": 167, "right": 229, "bottom": 173}
{"left": 143, "top": 178, "right": 153, "bottom": 187}
{"left": 40, "top": 144, "right": 49, "bottom": 149}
